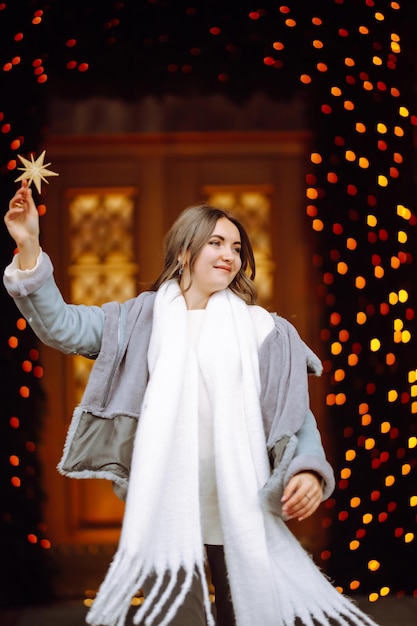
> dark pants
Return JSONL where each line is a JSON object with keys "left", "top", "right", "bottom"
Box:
{"left": 142, "top": 545, "right": 236, "bottom": 626}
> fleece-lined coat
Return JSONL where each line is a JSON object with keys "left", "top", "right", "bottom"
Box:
{"left": 4, "top": 252, "right": 335, "bottom": 505}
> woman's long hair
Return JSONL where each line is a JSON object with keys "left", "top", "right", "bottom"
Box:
{"left": 151, "top": 204, "right": 257, "bottom": 304}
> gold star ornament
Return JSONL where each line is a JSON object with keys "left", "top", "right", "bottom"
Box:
{"left": 14, "top": 150, "right": 59, "bottom": 194}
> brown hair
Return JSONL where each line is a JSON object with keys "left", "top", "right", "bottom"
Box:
{"left": 151, "top": 204, "right": 257, "bottom": 304}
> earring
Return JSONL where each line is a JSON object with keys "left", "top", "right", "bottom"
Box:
{"left": 178, "top": 266, "right": 184, "bottom": 276}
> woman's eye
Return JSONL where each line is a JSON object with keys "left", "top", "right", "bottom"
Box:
{"left": 209, "top": 240, "right": 220, "bottom": 246}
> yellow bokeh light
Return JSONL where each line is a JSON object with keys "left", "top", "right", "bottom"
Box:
{"left": 334, "top": 369, "right": 345, "bottom": 382}
{"left": 381, "top": 421, "right": 391, "bottom": 434}
{"left": 374, "top": 12, "right": 385, "bottom": 21}
{"left": 391, "top": 42, "right": 400, "bottom": 53}
{"left": 374, "top": 266, "right": 384, "bottom": 278}
{"left": 361, "top": 414, "right": 372, "bottom": 426}
{"left": 344, "top": 100, "right": 354, "bottom": 111}
{"left": 408, "top": 436, "right": 417, "bottom": 448}
{"left": 394, "top": 330, "right": 402, "bottom": 343}
{"left": 348, "top": 353, "right": 358, "bottom": 366}
{"left": 380, "top": 587, "right": 390, "bottom": 597}
{"left": 312, "top": 219, "right": 324, "bottom": 231}
{"left": 358, "top": 26, "right": 369, "bottom": 35}
{"left": 363, "top": 81, "right": 373, "bottom": 91}
{"left": 358, "top": 157, "right": 369, "bottom": 168}
{"left": 388, "top": 389, "right": 398, "bottom": 402}
{"left": 370, "top": 338, "right": 381, "bottom": 352}
{"left": 367, "top": 214, "right": 377, "bottom": 227}
{"left": 331, "top": 342, "right": 342, "bottom": 355}
{"left": 355, "top": 276, "right": 366, "bottom": 289}
{"left": 372, "top": 56, "right": 382, "bottom": 66}
{"left": 346, "top": 449, "right": 356, "bottom": 461}
{"left": 385, "top": 475, "right": 395, "bottom": 487}
{"left": 350, "top": 540, "right": 360, "bottom": 550}
{"left": 326, "top": 394, "right": 336, "bottom": 406}
{"left": 369, "top": 593, "right": 379, "bottom": 603}
{"left": 311, "top": 153, "right": 322, "bottom": 164}
{"left": 394, "top": 126, "right": 404, "bottom": 137}
{"left": 394, "top": 318, "right": 403, "bottom": 331}
{"left": 364, "top": 438, "right": 375, "bottom": 450}
{"left": 345, "top": 150, "right": 356, "bottom": 161}
{"left": 357, "top": 311, "right": 367, "bottom": 324}
{"left": 346, "top": 237, "right": 357, "bottom": 250}
{"left": 356, "top": 122, "right": 366, "bottom": 133}
{"left": 410, "top": 495, "right": 417, "bottom": 506}
{"left": 377, "top": 123, "right": 387, "bottom": 133}
{"left": 399, "top": 289, "right": 408, "bottom": 303}
{"left": 337, "top": 261, "right": 348, "bottom": 274}
{"left": 388, "top": 292, "right": 398, "bottom": 305}
{"left": 402, "top": 330, "right": 411, "bottom": 343}
{"left": 345, "top": 57, "right": 355, "bottom": 67}
{"left": 408, "top": 370, "right": 417, "bottom": 383}
{"left": 336, "top": 393, "right": 346, "bottom": 405}
{"left": 341, "top": 467, "right": 351, "bottom": 479}
{"left": 399, "top": 106, "right": 409, "bottom": 117}
{"left": 306, "top": 187, "right": 318, "bottom": 199}
{"left": 350, "top": 496, "right": 361, "bottom": 508}
{"left": 404, "top": 533, "right": 414, "bottom": 543}
{"left": 313, "top": 39, "right": 324, "bottom": 49}
{"left": 397, "top": 204, "right": 411, "bottom": 220}
{"left": 402, "top": 464, "right": 411, "bottom": 475}
{"left": 378, "top": 175, "right": 388, "bottom": 187}
{"left": 368, "top": 559, "right": 380, "bottom": 571}
{"left": 398, "top": 230, "right": 407, "bottom": 243}
{"left": 363, "top": 513, "right": 373, "bottom": 524}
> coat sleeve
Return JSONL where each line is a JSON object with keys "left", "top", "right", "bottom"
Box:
{"left": 3, "top": 252, "right": 105, "bottom": 358}
{"left": 285, "top": 410, "right": 335, "bottom": 500}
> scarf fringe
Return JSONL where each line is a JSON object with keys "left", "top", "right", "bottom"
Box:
{"left": 279, "top": 584, "right": 378, "bottom": 626}
{"left": 86, "top": 551, "right": 142, "bottom": 626}
{"left": 86, "top": 550, "right": 215, "bottom": 626}
{"left": 264, "top": 516, "right": 380, "bottom": 626}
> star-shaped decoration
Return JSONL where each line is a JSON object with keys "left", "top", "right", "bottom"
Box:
{"left": 14, "top": 150, "right": 59, "bottom": 194}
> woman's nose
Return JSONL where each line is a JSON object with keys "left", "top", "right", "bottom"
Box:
{"left": 221, "top": 247, "right": 234, "bottom": 260}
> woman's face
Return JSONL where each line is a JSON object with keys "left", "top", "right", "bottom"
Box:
{"left": 180, "top": 217, "right": 242, "bottom": 309}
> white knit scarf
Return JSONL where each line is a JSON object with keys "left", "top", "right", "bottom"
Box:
{"left": 86, "top": 280, "right": 378, "bottom": 626}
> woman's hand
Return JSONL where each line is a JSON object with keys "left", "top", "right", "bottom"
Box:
{"left": 4, "top": 180, "right": 41, "bottom": 269}
{"left": 281, "top": 471, "right": 323, "bottom": 521}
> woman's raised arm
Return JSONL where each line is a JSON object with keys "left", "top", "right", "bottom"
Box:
{"left": 4, "top": 180, "right": 41, "bottom": 270}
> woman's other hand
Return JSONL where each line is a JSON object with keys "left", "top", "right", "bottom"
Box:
{"left": 281, "top": 471, "right": 323, "bottom": 521}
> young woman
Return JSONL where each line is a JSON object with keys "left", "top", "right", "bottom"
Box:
{"left": 4, "top": 181, "right": 378, "bottom": 626}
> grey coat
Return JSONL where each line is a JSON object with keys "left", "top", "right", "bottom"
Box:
{"left": 4, "top": 252, "right": 335, "bottom": 508}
